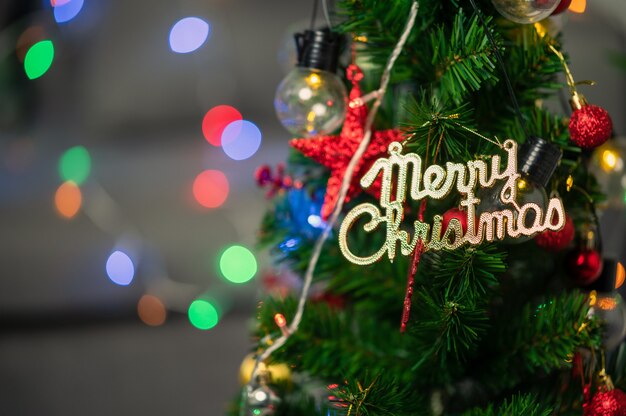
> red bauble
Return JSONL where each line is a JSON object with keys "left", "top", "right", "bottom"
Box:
{"left": 535, "top": 214, "right": 575, "bottom": 251}
{"left": 584, "top": 388, "right": 626, "bottom": 416}
{"left": 442, "top": 207, "right": 468, "bottom": 234}
{"left": 567, "top": 249, "right": 603, "bottom": 286}
{"left": 551, "top": 0, "right": 572, "bottom": 15}
{"left": 569, "top": 105, "right": 613, "bottom": 150}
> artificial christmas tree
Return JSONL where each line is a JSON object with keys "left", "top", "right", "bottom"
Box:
{"left": 229, "top": 0, "right": 624, "bottom": 414}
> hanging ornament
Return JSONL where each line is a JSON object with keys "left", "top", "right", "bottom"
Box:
{"left": 239, "top": 353, "right": 292, "bottom": 386}
{"left": 568, "top": 249, "right": 603, "bottom": 286}
{"left": 548, "top": 44, "right": 613, "bottom": 150}
{"left": 491, "top": 0, "right": 561, "bottom": 24}
{"left": 242, "top": 373, "right": 281, "bottom": 416}
{"left": 551, "top": 0, "right": 572, "bottom": 15}
{"left": 291, "top": 64, "right": 403, "bottom": 219}
{"left": 567, "top": 220, "right": 603, "bottom": 286}
{"left": 475, "top": 135, "right": 562, "bottom": 244}
{"left": 274, "top": 29, "right": 347, "bottom": 137}
{"left": 569, "top": 101, "right": 614, "bottom": 150}
{"left": 535, "top": 213, "right": 575, "bottom": 251}
{"left": 584, "top": 368, "right": 626, "bottom": 416}
{"left": 442, "top": 207, "right": 468, "bottom": 235}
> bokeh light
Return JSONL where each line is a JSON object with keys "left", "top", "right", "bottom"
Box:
{"left": 106, "top": 250, "right": 135, "bottom": 286}
{"left": 202, "top": 105, "right": 242, "bottom": 146}
{"left": 192, "top": 169, "right": 229, "bottom": 208}
{"left": 59, "top": 146, "right": 91, "bottom": 185}
{"left": 219, "top": 245, "right": 257, "bottom": 284}
{"left": 53, "top": 0, "right": 84, "bottom": 23}
{"left": 24, "top": 40, "right": 54, "bottom": 80}
{"left": 600, "top": 149, "right": 623, "bottom": 173}
{"left": 221, "top": 120, "right": 262, "bottom": 161}
{"left": 169, "top": 17, "right": 210, "bottom": 54}
{"left": 569, "top": 0, "right": 586, "bottom": 13}
{"left": 137, "top": 295, "right": 167, "bottom": 326}
{"left": 54, "top": 181, "right": 82, "bottom": 219}
{"left": 188, "top": 299, "right": 219, "bottom": 330}
{"left": 616, "top": 262, "right": 626, "bottom": 289}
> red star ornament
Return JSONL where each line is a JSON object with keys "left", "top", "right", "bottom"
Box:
{"left": 290, "top": 64, "right": 404, "bottom": 220}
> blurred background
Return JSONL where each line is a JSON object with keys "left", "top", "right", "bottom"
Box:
{"left": 0, "top": 0, "right": 624, "bottom": 415}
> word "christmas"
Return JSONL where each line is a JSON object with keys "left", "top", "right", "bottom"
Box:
{"left": 338, "top": 139, "right": 566, "bottom": 265}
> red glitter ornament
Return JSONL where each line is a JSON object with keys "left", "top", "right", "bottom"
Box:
{"left": 584, "top": 387, "right": 626, "bottom": 416}
{"left": 442, "top": 207, "right": 468, "bottom": 235}
{"left": 567, "top": 249, "right": 603, "bottom": 286}
{"left": 569, "top": 104, "right": 613, "bottom": 150}
{"left": 551, "top": 0, "right": 572, "bottom": 15}
{"left": 290, "top": 64, "right": 403, "bottom": 219}
{"left": 535, "top": 214, "right": 575, "bottom": 251}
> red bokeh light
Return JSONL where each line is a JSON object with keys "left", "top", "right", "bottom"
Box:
{"left": 201, "top": 105, "right": 242, "bottom": 146}
{"left": 192, "top": 170, "right": 229, "bottom": 208}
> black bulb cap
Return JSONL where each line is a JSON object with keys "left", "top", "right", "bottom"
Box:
{"left": 294, "top": 29, "right": 342, "bottom": 73}
{"left": 518, "top": 136, "right": 562, "bottom": 188}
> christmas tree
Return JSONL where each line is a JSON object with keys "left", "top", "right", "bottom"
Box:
{"left": 231, "top": 0, "right": 626, "bottom": 414}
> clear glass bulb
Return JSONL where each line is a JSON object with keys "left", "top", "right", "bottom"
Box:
{"left": 274, "top": 68, "right": 347, "bottom": 137}
{"left": 491, "top": 0, "right": 561, "bottom": 24}
{"left": 591, "top": 292, "right": 626, "bottom": 350}
{"left": 476, "top": 175, "right": 548, "bottom": 243}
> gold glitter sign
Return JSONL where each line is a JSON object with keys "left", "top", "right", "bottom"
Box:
{"left": 338, "top": 139, "right": 566, "bottom": 265}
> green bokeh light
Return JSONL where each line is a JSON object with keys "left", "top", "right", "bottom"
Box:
{"left": 24, "top": 40, "right": 54, "bottom": 80}
{"left": 219, "top": 245, "right": 257, "bottom": 284}
{"left": 59, "top": 146, "right": 91, "bottom": 185}
{"left": 188, "top": 299, "right": 219, "bottom": 330}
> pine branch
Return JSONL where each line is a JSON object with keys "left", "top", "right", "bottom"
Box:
{"left": 332, "top": 373, "right": 429, "bottom": 416}
{"left": 462, "top": 393, "right": 553, "bottom": 416}
{"left": 476, "top": 291, "right": 602, "bottom": 392}
{"left": 409, "top": 245, "right": 506, "bottom": 376}
{"left": 431, "top": 10, "right": 500, "bottom": 104}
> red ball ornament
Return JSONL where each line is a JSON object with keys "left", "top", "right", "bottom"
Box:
{"left": 584, "top": 387, "right": 626, "bottom": 416}
{"left": 551, "top": 0, "right": 572, "bottom": 15}
{"left": 535, "top": 214, "right": 575, "bottom": 251}
{"left": 569, "top": 105, "right": 613, "bottom": 150}
{"left": 567, "top": 249, "right": 603, "bottom": 286}
{"left": 442, "top": 207, "right": 468, "bottom": 235}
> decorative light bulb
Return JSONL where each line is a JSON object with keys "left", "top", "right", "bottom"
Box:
{"left": 274, "top": 29, "right": 347, "bottom": 137}
{"left": 477, "top": 136, "right": 562, "bottom": 243}
{"left": 587, "top": 260, "right": 626, "bottom": 350}
{"left": 242, "top": 372, "right": 280, "bottom": 416}
{"left": 491, "top": 0, "right": 561, "bottom": 24}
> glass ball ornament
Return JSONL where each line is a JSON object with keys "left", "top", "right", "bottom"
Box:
{"left": 242, "top": 377, "right": 281, "bottom": 416}
{"left": 590, "top": 291, "right": 626, "bottom": 350}
{"left": 589, "top": 139, "right": 626, "bottom": 209}
{"left": 476, "top": 175, "right": 548, "bottom": 244}
{"left": 274, "top": 68, "right": 347, "bottom": 137}
{"left": 476, "top": 136, "right": 561, "bottom": 244}
{"left": 491, "top": 0, "right": 561, "bottom": 24}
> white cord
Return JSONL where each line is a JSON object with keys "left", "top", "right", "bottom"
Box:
{"left": 321, "top": 0, "right": 333, "bottom": 29}
{"left": 247, "top": 0, "right": 420, "bottom": 389}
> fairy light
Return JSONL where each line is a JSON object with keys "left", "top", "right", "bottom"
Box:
{"left": 274, "top": 313, "right": 290, "bottom": 337}
{"left": 305, "top": 73, "right": 322, "bottom": 89}
{"left": 600, "top": 149, "right": 622, "bottom": 172}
